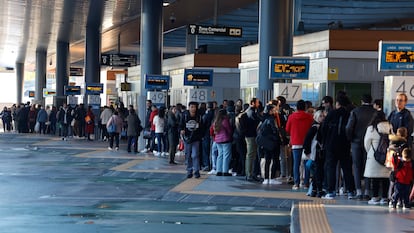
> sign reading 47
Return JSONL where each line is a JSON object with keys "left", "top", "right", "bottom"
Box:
{"left": 273, "top": 83, "right": 302, "bottom": 102}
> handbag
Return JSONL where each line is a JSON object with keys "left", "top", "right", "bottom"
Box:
{"left": 107, "top": 116, "right": 116, "bottom": 133}
{"left": 143, "top": 129, "right": 152, "bottom": 139}
{"left": 34, "top": 121, "right": 40, "bottom": 132}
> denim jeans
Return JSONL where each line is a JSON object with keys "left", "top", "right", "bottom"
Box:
{"left": 185, "top": 140, "right": 200, "bottom": 175}
{"left": 210, "top": 142, "right": 218, "bottom": 170}
{"left": 155, "top": 132, "right": 167, "bottom": 153}
{"left": 216, "top": 142, "right": 232, "bottom": 173}
{"left": 292, "top": 148, "right": 303, "bottom": 185}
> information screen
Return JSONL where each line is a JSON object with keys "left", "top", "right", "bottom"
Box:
{"left": 378, "top": 41, "right": 414, "bottom": 71}
{"left": 269, "top": 57, "right": 309, "bottom": 79}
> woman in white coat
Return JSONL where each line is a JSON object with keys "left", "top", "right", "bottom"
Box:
{"left": 364, "top": 111, "right": 392, "bottom": 205}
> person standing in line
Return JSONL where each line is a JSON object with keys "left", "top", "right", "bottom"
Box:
{"left": 239, "top": 98, "right": 261, "bottom": 182}
{"left": 321, "top": 95, "right": 355, "bottom": 199}
{"left": 388, "top": 93, "right": 414, "bottom": 147}
{"left": 179, "top": 102, "right": 203, "bottom": 179}
{"left": 106, "top": 111, "right": 123, "bottom": 151}
{"left": 57, "top": 103, "right": 72, "bottom": 140}
{"left": 391, "top": 148, "right": 413, "bottom": 209}
{"left": 286, "top": 100, "right": 314, "bottom": 190}
{"left": 373, "top": 99, "right": 383, "bottom": 112}
{"left": 346, "top": 94, "right": 378, "bottom": 200}
{"left": 153, "top": 106, "right": 167, "bottom": 157}
{"left": 363, "top": 111, "right": 392, "bottom": 205}
{"left": 258, "top": 104, "right": 282, "bottom": 185}
{"left": 141, "top": 100, "right": 153, "bottom": 153}
{"left": 212, "top": 109, "right": 233, "bottom": 176}
{"left": 148, "top": 105, "right": 159, "bottom": 153}
{"left": 126, "top": 108, "right": 142, "bottom": 153}
{"left": 167, "top": 106, "right": 179, "bottom": 164}
{"left": 201, "top": 102, "right": 215, "bottom": 171}
{"left": 36, "top": 105, "right": 48, "bottom": 134}
{"left": 85, "top": 106, "right": 95, "bottom": 141}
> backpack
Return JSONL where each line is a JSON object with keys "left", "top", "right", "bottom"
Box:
{"left": 371, "top": 132, "right": 389, "bottom": 166}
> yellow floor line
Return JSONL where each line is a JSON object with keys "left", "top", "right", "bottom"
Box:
{"left": 299, "top": 202, "right": 333, "bottom": 233}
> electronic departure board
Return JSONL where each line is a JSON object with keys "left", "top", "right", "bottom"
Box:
{"left": 145, "top": 75, "right": 170, "bottom": 90}
{"left": 378, "top": 41, "right": 414, "bottom": 71}
{"left": 269, "top": 57, "right": 310, "bottom": 79}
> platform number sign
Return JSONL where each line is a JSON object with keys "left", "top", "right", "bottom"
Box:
{"left": 187, "top": 89, "right": 207, "bottom": 103}
{"left": 273, "top": 83, "right": 302, "bottom": 102}
{"left": 391, "top": 79, "right": 414, "bottom": 98}
{"left": 147, "top": 91, "right": 166, "bottom": 105}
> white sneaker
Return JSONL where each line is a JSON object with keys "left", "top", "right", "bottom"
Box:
{"left": 108, "top": 147, "right": 112, "bottom": 150}
{"left": 379, "top": 198, "right": 388, "bottom": 205}
{"left": 161, "top": 152, "right": 166, "bottom": 157}
{"left": 269, "top": 179, "right": 282, "bottom": 185}
{"left": 115, "top": 147, "right": 119, "bottom": 151}
{"left": 154, "top": 152, "right": 161, "bottom": 157}
{"left": 262, "top": 179, "right": 270, "bottom": 185}
{"left": 140, "top": 148, "right": 148, "bottom": 153}
{"left": 368, "top": 197, "right": 380, "bottom": 205}
{"left": 207, "top": 169, "right": 217, "bottom": 175}
{"left": 164, "top": 152, "right": 169, "bottom": 156}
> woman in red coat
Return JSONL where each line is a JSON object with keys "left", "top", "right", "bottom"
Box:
{"left": 85, "top": 106, "right": 95, "bottom": 141}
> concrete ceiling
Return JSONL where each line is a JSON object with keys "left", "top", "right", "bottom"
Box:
{"left": 1, "top": 0, "right": 414, "bottom": 70}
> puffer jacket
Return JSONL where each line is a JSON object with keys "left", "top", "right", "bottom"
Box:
{"left": 363, "top": 121, "right": 393, "bottom": 178}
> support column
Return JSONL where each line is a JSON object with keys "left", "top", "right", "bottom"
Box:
{"left": 15, "top": 62, "right": 24, "bottom": 104}
{"left": 139, "top": 0, "right": 163, "bottom": 150}
{"left": 35, "top": 49, "right": 47, "bottom": 106}
{"left": 84, "top": 0, "right": 104, "bottom": 106}
{"left": 56, "top": 41, "right": 69, "bottom": 107}
{"left": 258, "top": 0, "right": 294, "bottom": 103}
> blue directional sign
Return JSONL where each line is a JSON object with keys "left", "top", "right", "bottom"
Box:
{"left": 145, "top": 75, "right": 170, "bottom": 90}
{"left": 64, "top": 86, "right": 81, "bottom": 95}
{"left": 378, "top": 41, "right": 414, "bottom": 71}
{"left": 184, "top": 69, "right": 213, "bottom": 86}
{"left": 269, "top": 57, "right": 310, "bottom": 79}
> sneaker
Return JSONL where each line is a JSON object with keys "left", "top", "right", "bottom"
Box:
{"left": 194, "top": 172, "right": 200, "bottom": 178}
{"left": 140, "top": 148, "right": 149, "bottom": 153}
{"left": 154, "top": 152, "right": 160, "bottom": 157}
{"left": 161, "top": 152, "right": 166, "bottom": 157}
{"left": 208, "top": 169, "right": 217, "bottom": 175}
{"left": 115, "top": 147, "right": 119, "bottom": 151}
{"left": 322, "top": 193, "right": 336, "bottom": 200}
{"left": 368, "top": 197, "right": 380, "bottom": 205}
{"left": 292, "top": 184, "right": 299, "bottom": 190}
{"left": 403, "top": 206, "right": 411, "bottom": 210}
{"left": 108, "top": 147, "right": 113, "bottom": 150}
{"left": 339, "top": 187, "right": 345, "bottom": 196}
{"left": 262, "top": 179, "right": 270, "bottom": 185}
{"left": 269, "top": 179, "right": 282, "bottom": 185}
{"left": 379, "top": 198, "right": 388, "bottom": 205}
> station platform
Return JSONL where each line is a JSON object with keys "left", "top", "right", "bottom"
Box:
{"left": 1, "top": 133, "right": 413, "bottom": 233}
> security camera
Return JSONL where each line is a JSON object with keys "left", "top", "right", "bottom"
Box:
{"left": 169, "top": 14, "right": 176, "bottom": 23}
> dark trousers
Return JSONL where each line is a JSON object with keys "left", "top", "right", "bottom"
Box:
{"left": 127, "top": 135, "right": 138, "bottom": 152}
{"left": 109, "top": 132, "right": 120, "bottom": 148}
{"left": 393, "top": 182, "right": 411, "bottom": 208}
{"left": 325, "top": 150, "right": 355, "bottom": 194}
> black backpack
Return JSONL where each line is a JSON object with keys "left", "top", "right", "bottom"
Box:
{"left": 372, "top": 132, "right": 390, "bottom": 166}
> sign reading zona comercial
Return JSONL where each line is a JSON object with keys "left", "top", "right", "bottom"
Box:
{"left": 188, "top": 24, "right": 242, "bottom": 37}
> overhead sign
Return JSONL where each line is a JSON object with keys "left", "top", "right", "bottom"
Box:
{"left": 145, "top": 74, "right": 170, "bottom": 90}
{"left": 269, "top": 56, "right": 310, "bottom": 79}
{"left": 120, "top": 83, "right": 131, "bottom": 91}
{"left": 273, "top": 83, "right": 302, "bottom": 102}
{"left": 378, "top": 41, "right": 414, "bottom": 71}
{"left": 43, "top": 88, "right": 56, "bottom": 97}
{"left": 184, "top": 69, "right": 213, "bottom": 86}
{"left": 85, "top": 83, "right": 104, "bottom": 95}
{"left": 188, "top": 24, "right": 242, "bottom": 37}
{"left": 70, "top": 67, "right": 83, "bottom": 76}
{"left": 101, "top": 54, "right": 137, "bottom": 67}
{"left": 64, "top": 85, "right": 81, "bottom": 96}
{"left": 187, "top": 88, "right": 208, "bottom": 103}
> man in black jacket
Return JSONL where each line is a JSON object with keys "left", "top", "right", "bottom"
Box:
{"left": 346, "top": 94, "right": 377, "bottom": 200}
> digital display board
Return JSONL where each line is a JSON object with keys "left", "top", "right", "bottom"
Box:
{"left": 101, "top": 54, "right": 137, "bottom": 67}
{"left": 379, "top": 41, "right": 414, "bottom": 71}
{"left": 85, "top": 83, "right": 104, "bottom": 95}
{"left": 269, "top": 57, "right": 310, "bottom": 79}
{"left": 64, "top": 86, "right": 81, "bottom": 96}
{"left": 184, "top": 69, "right": 213, "bottom": 86}
{"left": 145, "top": 75, "right": 170, "bottom": 90}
